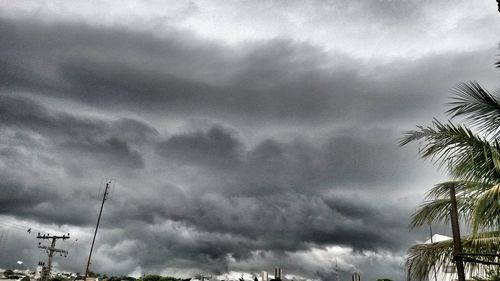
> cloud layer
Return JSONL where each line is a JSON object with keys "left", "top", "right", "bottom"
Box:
{"left": 1, "top": 1, "right": 499, "bottom": 280}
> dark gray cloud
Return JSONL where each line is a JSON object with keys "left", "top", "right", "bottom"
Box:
{"left": 156, "top": 127, "right": 244, "bottom": 168}
{"left": 2, "top": 16, "right": 493, "bottom": 130}
{"left": 149, "top": 125, "right": 420, "bottom": 259}
{"left": 155, "top": 126, "right": 422, "bottom": 197}
{"left": 0, "top": 95, "right": 158, "bottom": 225}
{"left": 0, "top": 10, "right": 496, "bottom": 281}
{"left": 0, "top": 95, "right": 157, "bottom": 171}
{"left": 0, "top": 174, "right": 93, "bottom": 226}
{"left": 0, "top": 93, "right": 420, "bottom": 279}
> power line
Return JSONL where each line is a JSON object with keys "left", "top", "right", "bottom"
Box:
{"left": 0, "top": 220, "right": 68, "bottom": 238}
{"left": 36, "top": 233, "right": 70, "bottom": 281}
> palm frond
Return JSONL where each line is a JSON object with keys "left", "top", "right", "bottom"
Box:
{"left": 400, "top": 119, "right": 500, "bottom": 182}
{"left": 405, "top": 49, "right": 500, "bottom": 281}
{"left": 472, "top": 184, "right": 500, "bottom": 233}
{"left": 410, "top": 181, "right": 492, "bottom": 229}
{"left": 496, "top": 43, "right": 500, "bottom": 69}
{"left": 406, "top": 239, "right": 453, "bottom": 281}
{"left": 426, "top": 181, "right": 491, "bottom": 200}
{"left": 409, "top": 198, "right": 475, "bottom": 229}
{"left": 406, "top": 231, "right": 500, "bottom": 281}
{"left": 447, "top": 81, "right": 500, "bottom": 139}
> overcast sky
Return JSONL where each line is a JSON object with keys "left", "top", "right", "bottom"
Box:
{"left": 1, "top": 1, "right": 500, "bottom": 280}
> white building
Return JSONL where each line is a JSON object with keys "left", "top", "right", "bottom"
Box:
{"left": 425, "top": 234, "right": 486, "bottom": 281}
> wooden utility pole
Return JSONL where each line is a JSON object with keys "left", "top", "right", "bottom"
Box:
{"left": 36, "top": 233, "right": 70, "bottom": 281}
{"left": 84, "top": 181, "right": 111, "bottom": 281}
{"left": 429, "top": 224, "right": 438, "bottom": 281}
{"left": 449, "top": 184, "right": 466, "bottom": 281}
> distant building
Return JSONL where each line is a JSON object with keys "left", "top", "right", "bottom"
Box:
{"left": 261, "top": 271, "right": 268, "bottom": 281}
{"left": 273, "top": 268, "right": 282, "bottom": 280}
{"left": 261, "top": 268, "right": 284, "bottom": 281}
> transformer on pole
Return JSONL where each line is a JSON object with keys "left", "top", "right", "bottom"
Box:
{"left": 36, "top": 233, "right": 70, "bottom": 281}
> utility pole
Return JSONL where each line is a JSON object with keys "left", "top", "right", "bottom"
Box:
{"left": 84, "top": 181, "right": 111, "bottom": 281}
{"left": 429, "top": 224, "right": 438, "bottom": 281}
{"left": 36, "top": 233, "right": 70, "bottom": 281}
{"left": 449, "top": 184, "right": 466, "bottom": 281}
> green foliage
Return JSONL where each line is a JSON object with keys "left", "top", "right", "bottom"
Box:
{"left": 48, "top": 277, "right": 68, "bottom": 281}
{"left": 21, "top": 276, "right": 30, "bottom": 281}
{"left": 3, "top": 270, "right": 12, "bottom": 277}
{"left": 401, "top": 84, "right": 500, "bottom": 232}
{"left": 160, "top": 277, "right": 177, "bottom": 281}
{"left": 401, "top": 55, "right": 500, "bottom": 280}
{"left": 140, "top": 275, "right": 162, "bottom": 281}
{"left": 448, "top": 81, "right": 500, "bottom": 139}
{"left": 400, "top": 119, "right": 500, "bottom": 183}
{"left": 3, "top": 270, "right": 24, "bottom": 280}
{"left": 108, "top": 276, "right": 137, "bottom": 281}
{"left": 139, "top": 275, "right": 178, "bottom": 281}
{"left": 405, "top": 231, "right": 500, "bottom": 281}
{"left": 88, "top": 272, "right": 100, "bottom": 278}
{"left": 473, "top": 269, "right": 500, "bottom": 281}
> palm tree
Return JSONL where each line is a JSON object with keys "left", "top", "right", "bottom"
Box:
{"left": 401, "top": 81, "right": 500, "bottom": 280}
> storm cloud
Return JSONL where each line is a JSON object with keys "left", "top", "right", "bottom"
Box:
{"left": 0, "top": 1, "right": 499, "bottom": 281}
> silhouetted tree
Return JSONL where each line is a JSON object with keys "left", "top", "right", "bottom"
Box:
{"left": 48, "top": 277, "right": 68, "bottom": 281}
{"left": 3, "top": 270, "right": 14, "bottom": 278}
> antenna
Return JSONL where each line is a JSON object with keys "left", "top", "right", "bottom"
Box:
{"left": 84, "top": 181, "right": 112, "bottom": 281}
{"left": 106, "top": 179, "right": 116, "bottom": 200}
{"left": 0, "top": 229, "right": 9, "bottom": 261}
{"left": 335, "top": 259, "right": 339, "bottom": 281}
